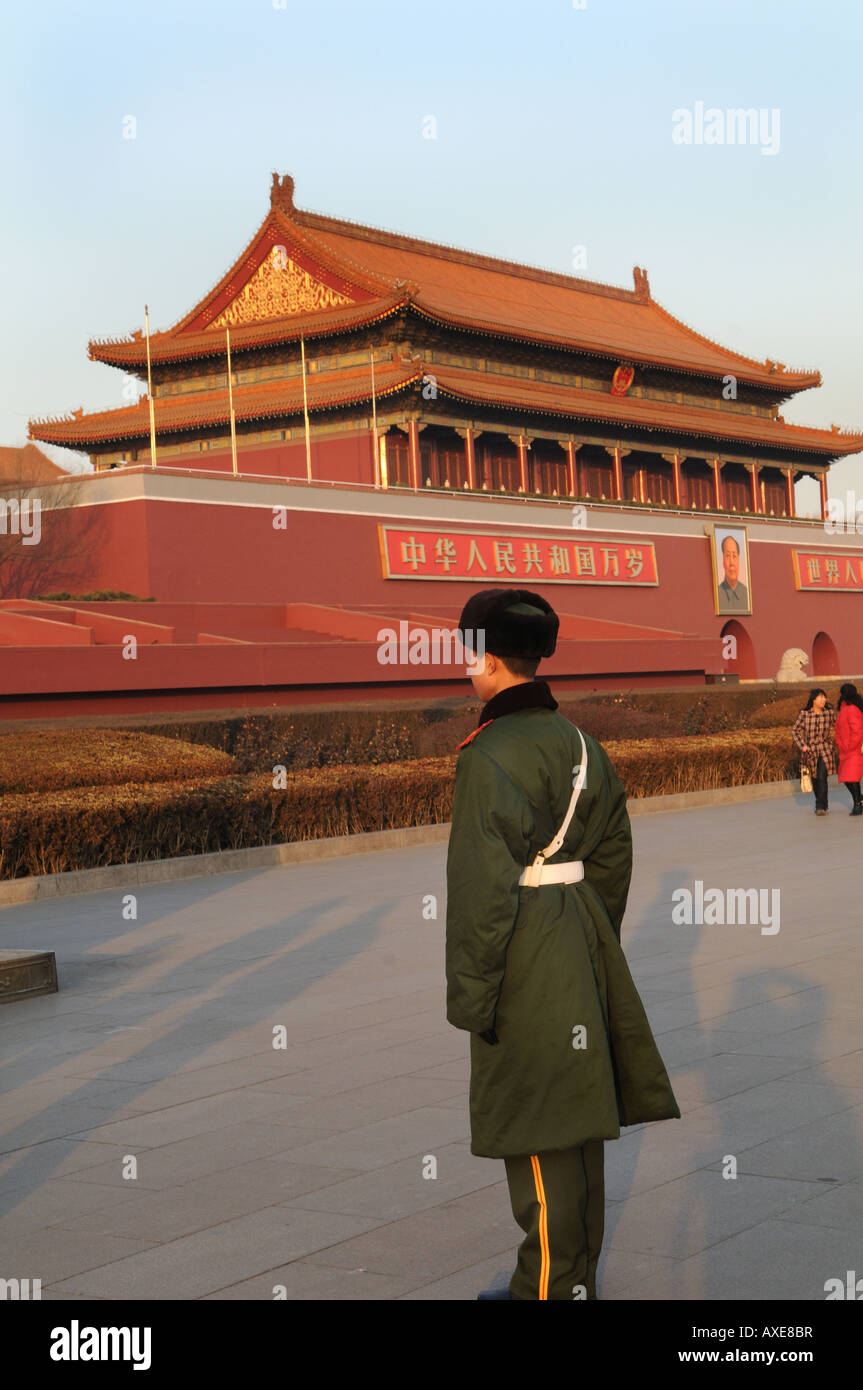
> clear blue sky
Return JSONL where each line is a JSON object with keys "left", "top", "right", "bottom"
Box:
{"left": 2, "top": 0, "right": 861, "bottom": 511}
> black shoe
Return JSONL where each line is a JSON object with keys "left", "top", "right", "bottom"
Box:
{"left": 851, "top": 804, "right": 862, "bottom": 816}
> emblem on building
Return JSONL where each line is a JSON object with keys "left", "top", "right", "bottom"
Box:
{"left": 610, "top": 364, "right": 635, "bottom": 397}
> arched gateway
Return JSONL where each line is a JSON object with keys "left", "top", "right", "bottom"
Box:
{"left": 812, "top": 631, "right": 840, "bottom": 677}
{"left": 720, "top": 621, "right": 756, "bottom": 680}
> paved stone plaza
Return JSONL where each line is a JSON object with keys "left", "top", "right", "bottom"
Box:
{"left": 1, "top": 791, "right": 862, "bottom": 1301}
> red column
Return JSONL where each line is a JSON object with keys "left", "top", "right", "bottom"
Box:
{"left": 611, "top": 447, "right": 624, "bottom": 501}
{"left": 563, "top": 441, "right": 579, "bottom": 497}
{"left": 378, "top": 432, "right": 388, "bottom": 489}
{"left": 820, "top": 472, "right": 829, "bottom": 520}
{"left": 662, "top": 452, "right": 683, "bottom": 506}
{"left": 462, "top": 428, "right": 476, "bottom": 490}
{"left": 749, "top": 464, "right": 760, "bottom": 514}
{"left": 516, "top": 437, "right": 528, "bottom": 492}
{"left": 784, "top": 468, "right": 795, "bottom": 518}
{"left": 408, "top": 421, "right": 420, "bottom": 490}
{"left": 712, "top": 458, "right": 723, "bottom": 510}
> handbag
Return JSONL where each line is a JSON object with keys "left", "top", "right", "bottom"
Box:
{"left": 800, "top": 768, "right": 812, "bottom": 794}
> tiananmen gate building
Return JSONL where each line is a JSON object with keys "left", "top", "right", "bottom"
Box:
{"left": 4, "top": 171, "right": 863, "bottom": 717}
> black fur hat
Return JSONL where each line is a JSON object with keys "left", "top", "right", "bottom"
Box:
{"left": 457, "top": 588, "right": 559, "bottom": 659}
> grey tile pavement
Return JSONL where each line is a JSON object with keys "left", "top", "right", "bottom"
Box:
{"left": 1, "top": 792, "right": 861, "bottom": 1300}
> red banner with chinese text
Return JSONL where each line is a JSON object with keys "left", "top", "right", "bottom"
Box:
{"left": 379, "top": 526, "right": 658, "bottom": 585}
{"left": 792, "top": 551, "right": 863, "bottom": 591}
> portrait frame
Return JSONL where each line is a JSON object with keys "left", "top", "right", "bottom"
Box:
{"left": 709, "top": 524, "right": 753, "bottom": 616}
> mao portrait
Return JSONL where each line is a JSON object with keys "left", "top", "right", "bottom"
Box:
{"left": 711, "top": 527, "right": 752, "bottom": 615}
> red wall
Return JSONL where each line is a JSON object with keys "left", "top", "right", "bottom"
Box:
{"left": 153, "top": 433, "right": 374, "bottom": 484}
{"left": 16, "top": 482, "right": 863, "bottom": 683}
{"left": 142, "top": 506, "right": 863, "bottom": 678}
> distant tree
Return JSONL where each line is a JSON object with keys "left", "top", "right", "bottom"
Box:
{"left": 0, "top": 450, "right": 101, "bottom": 599}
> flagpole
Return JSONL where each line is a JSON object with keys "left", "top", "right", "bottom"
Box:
{"left": 300, "top": 336, "right": 312, "bottom": 484}
{"left": 144, "top": 304, "right": 157, "bottom": 469}
{"left": 370, "top": 347, "right": 379, "bottom": 488}
{"left": 226, "top": 326, "right": 238, "bottom": 476}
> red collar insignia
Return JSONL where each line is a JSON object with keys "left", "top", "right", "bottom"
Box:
{"left": 456, "top": 718, "right": 494, "bottom": 751}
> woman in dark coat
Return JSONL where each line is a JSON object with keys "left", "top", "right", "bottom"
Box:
{"left": 792, "top": 688, "right": 837, "bottom": 816}
{"left": 835, "top": 683, "right": 863, "bottom": 815}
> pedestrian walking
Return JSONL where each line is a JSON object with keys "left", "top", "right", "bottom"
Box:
{"left": 446, "top": 588, "right": 679, "bottom": 1302}
{"left": 835, "top": 682, "right": 863, "bottom": 816}
{"left": 792, "top": 688, "right": 837, "bottom": 816}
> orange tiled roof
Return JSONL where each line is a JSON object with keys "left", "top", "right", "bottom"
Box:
{"left": 431, "top": 365, "right": 863, "bottom": 457}
{"left": 90, "top": 294, "right": 408, "bottom": 368}
{"left": 29, "top": 357, "right": 863, "bottom": 458}
{"left": 0, "top": 443, "right": 69, "bottom": 483}
{"left": 86, "top": 175, "right": 821, "bottom": 392}
{"left": 30, "top": 361, "right": 421, "bottom": 446}
{"left": 304, "top": 220, "right": 819, "bottom": 390}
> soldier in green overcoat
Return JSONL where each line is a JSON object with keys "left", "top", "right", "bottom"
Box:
{"left": 446, "top": 588, "right": 680, "bottom": 1301}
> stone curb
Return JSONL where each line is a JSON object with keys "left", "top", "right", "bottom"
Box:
{"left": 626, "top": 776, "right": 825, "bottom": 816}
{"left": 0, "top": 777, "right": 820, "bottom": 906}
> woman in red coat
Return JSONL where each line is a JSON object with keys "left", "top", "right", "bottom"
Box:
{"left": 835, "top": 683, "right": 863, "bottom": 816}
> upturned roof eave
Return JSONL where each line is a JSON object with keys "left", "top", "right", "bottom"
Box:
{"left": 88, "top": 293, "right": 822, "bottom": 397}
{"left": 87, "top": 294, "right": 410, "bottom": 369}
{"left": 429, "top": 378, "right": 863, "bottom": 460}
{"left": 407, "top": 300, "right": 822, "bottom": 394}
{"left": 28, "top": 368, "right": 423, "bottom": 448}
{"left": 29, "top": 369, "right": 862, "bottom": 460}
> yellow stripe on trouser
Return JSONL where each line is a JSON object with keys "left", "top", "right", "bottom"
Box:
{"left": 530, "top": 1154, "right": 550, "bottom": 1300}
{"left": 505, "top": 1143, "right": 605, "bottom": 1300}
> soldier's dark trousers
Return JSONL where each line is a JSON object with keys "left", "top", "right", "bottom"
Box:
{"left": 504, "top": 1142, "right": 604, "bottom": 1300}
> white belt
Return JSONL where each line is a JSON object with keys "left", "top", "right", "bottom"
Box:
{"left": 519, "top": 727, "right": 588, "bottom": 889}
{"left": 518, "top": 859, "right": 584, "bottom": 887}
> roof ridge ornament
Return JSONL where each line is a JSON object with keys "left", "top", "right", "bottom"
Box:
{"left": 270, "top": 172, "right": 295, "bottom": 214}
{"left": 633, "top": 265, "right": 650, "bottom": 300}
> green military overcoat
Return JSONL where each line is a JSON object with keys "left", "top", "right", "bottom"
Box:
{"left": 446, "top": 699, "right": 680, "bottom": 1159}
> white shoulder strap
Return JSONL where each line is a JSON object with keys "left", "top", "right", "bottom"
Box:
{"left": 522, "top": 728, "right": 588, "bottom": 886}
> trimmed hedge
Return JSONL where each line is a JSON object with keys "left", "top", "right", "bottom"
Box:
{"left": 746, "top": 693, "right": 819, "bottom": 729}
{"left": 113, "top": 684, "right": 833, "bottom": 773}
{"left": 0, "top": 763, "right": 453, "bottom": 880}
{"left": 0, "top": 729, "right": 799, "bottom": 880}
{"left": 605, "top": 728, "right": 794, "bottom": 796}
{"left": 0, "top": 731, "right": 237, "bottom": 795}
{"left": 0, "top": 695, "right": 822, "bottom": 798}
